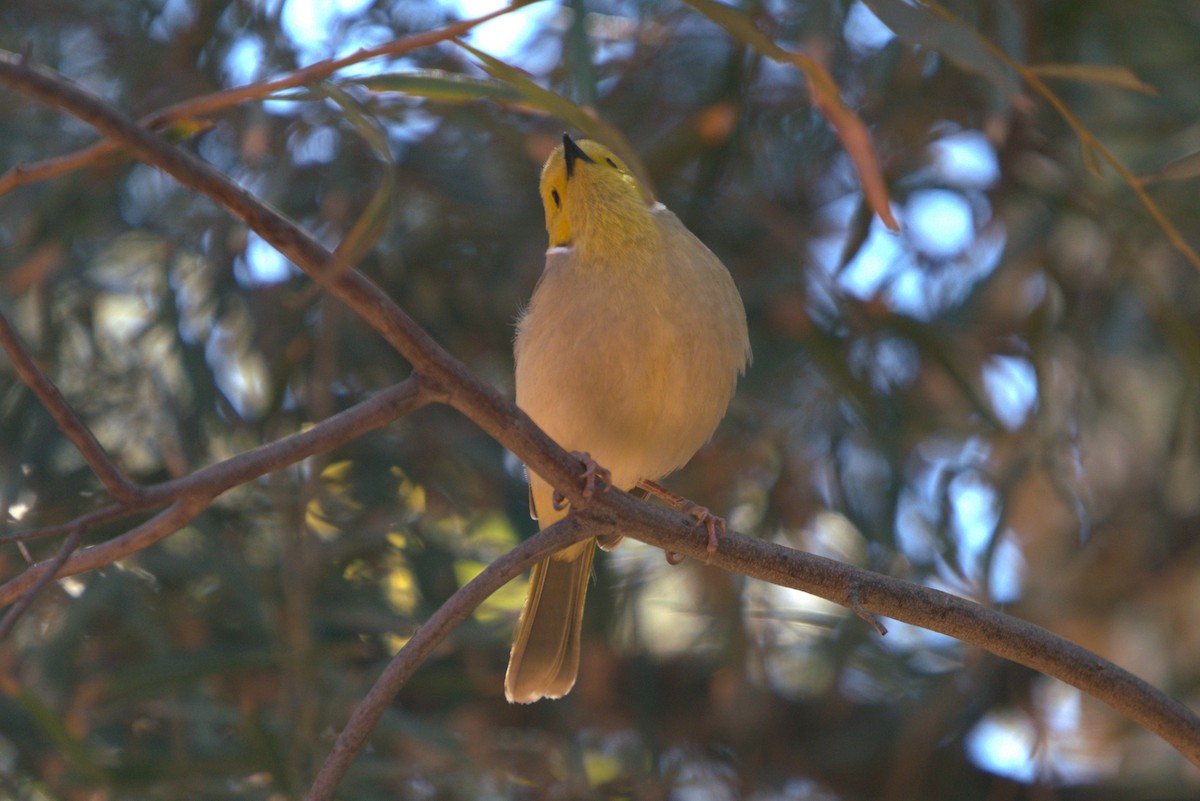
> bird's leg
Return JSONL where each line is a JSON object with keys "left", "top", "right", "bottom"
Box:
{"left": 552, "top": 451, "right": 612, "bottom": 511}
{"left": 636, "top": 479, "right": 726, "bottom": 563}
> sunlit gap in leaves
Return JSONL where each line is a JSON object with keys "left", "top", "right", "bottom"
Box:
{"left": 282, "top": 0, "right": 384, "bottom": 72}
{"left": 810, "top": 127, "right": 1004, "bottom": 320}
{"left": 843, "top": 0, "right": 896, "bottom": 55}
{"left": 967, "top": 677, "right": 1122, "bottom": 785}
{"left": 449, "top": 0, "right": 564, "bottom": 70}
{"left": 895, "top": 437, "right": 1027, "bottom": 604}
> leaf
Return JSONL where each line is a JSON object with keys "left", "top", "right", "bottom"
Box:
{"left": 836, "top": 197, "right": 877, "bottom": 275}
{"left": 453, "top": 39, "right": 655, "bottom": 200}
{"left": 1027, "top": 63, "right": 1158, "bottom": 95}
{"left": 311, "top": 82, "right": 396, "bottom": 268}
{"left": 10, "top": 688, "right": 108, "bottom": 782}
{"left": 1138, "top": 149, "right": 1200, "bottom": 186}
{"left": 862, "top": 0, "right": 1022, "bottom": 97}
{"left": 681, "top": 0, "right": 899, "bottom": 231}
{"left": 351, "top": 70, "right": 522, "bottom": 104}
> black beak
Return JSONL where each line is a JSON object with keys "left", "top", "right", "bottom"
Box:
{"left": 562, "top": 133, "right": 593, "bottom": 179}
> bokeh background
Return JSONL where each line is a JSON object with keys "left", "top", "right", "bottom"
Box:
{"left": 2, "top": 0, "right": 1200, "bottom": 799}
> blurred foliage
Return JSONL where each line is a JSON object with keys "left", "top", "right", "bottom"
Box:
{"left": 2, "top": 0, "right": 1200, "bottom": 799}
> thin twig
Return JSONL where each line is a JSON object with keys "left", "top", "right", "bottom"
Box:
{"left": 0, "top": 523, "right": 86, "bottom": 638}
{"left": 0, "top": 1, "right": 541, "bottom": 196}
{"left": 0, "top": 377, "right": 432, "bottom": 555}
{"left": 0, "top": 51, "right": 597, "bottom": 522}
{"left": 589, "top": 493, "right": 1200, "bottom": 768}
{"left": 305, "top": 513, "right": 602, "bottom": 801}
{"left": 0, "top": 307, "right": 142, "bottom": 503}
{"left": 2, "top": 53, "right": 1198, "bottom": 794}
{"left": 924, "top": 1, "right": 1200, "bottom": 273}
{"left": 0, "top": 500, "right": 205, "bottom": 604}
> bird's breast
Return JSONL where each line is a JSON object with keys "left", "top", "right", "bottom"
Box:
{"left": 515, "top": 242, "right": 744, "bottom": 488}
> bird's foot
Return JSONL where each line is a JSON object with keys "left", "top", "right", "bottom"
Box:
{"left": 552, "top": 451, "right": 612, "bottom": 511}
{"left": 636, "top": 479, "right": 726, "bottom": 564}
{"left": 682, "top": 501, "right": 725, "bottom": 563}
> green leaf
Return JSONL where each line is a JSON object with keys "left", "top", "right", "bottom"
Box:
{"left": 862, "top": 0, "right": 1021, "bottom": 97}
{"left": 453, "top": 39, "right": 655, "bottom": 199}
{"left": 680, "top": 0, "right": 785, "bottom": 59}
{"left": 10, "top": 687, "right": 109, "bottom": 782}
{"left": 311, "top": 81, "right": 396, "bottom": 266}
{"left": 1027, "top": 63, "right": 1158, "bottom": 95}
{"left": 351, "top": 70, "right": 523, "bottom": 104}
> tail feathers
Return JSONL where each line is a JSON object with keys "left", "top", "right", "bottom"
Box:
{"left": 504, "top": 540, "right": 595, "bottom": 703}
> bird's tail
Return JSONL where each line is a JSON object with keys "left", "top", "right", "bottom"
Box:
{"left": 505, "top": 474, "right": 596, "bottom": 703}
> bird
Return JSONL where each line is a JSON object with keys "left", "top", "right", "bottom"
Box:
{"left": 505, "top": 133, "right": 750, "bottom": 704}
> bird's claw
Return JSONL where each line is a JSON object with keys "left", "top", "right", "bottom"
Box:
{"left": 552, "top": 451, "right": 612, "bottom": 511}
{"left": 663, "top": 503, "right": 726, "bottom": 565}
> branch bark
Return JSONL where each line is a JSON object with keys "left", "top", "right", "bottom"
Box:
{"left": 0, "top": 376, "right": 434, "bottom": 597}
{"left": 0, "top": 50, "right": 1196, "bottom": 799}
{"left": 0, "top": 1, "right": 539, "bottom": 196}
{"left": 306, "top": 513, "right": 603, "bottom": 801}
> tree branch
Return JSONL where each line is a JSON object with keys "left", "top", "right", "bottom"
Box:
{"left": 305, "top": 513, "right": 603, "bottom": 801}
{"left": 0, "top": 51, "right": 596, "bottom": 520}
{"left": 578, "top": 495, "right": 1200, "bottom": 767}
{"left": 0, "top": 306, "right": 142, "bottom": 504}
{"left": 0, "top": 377, "right": 434, "bottom": 589}
{"left": 0, "top": 0, "right": 540, "bottom": 195}
{"left": 0, "top": 52, "right": 1196, "bottom": 797}
{"left": 0, "top": 522, "right": 85, "bottom": 639}
{"left": 0, "top": 499, "right": 206, "bottom": 603}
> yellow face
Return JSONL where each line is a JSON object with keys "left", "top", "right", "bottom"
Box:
{"left": 539, "top": 136, "right": 645, "bottom": 249}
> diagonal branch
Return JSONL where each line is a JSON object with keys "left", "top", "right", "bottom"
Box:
{"left": 0, "top": 522, "right": 86, "bottom": 638}
{"left": 0, "top": 499, "right": 206, "bottom": 604}
{"left": 0, "top": 0, "right": 541, "bottom": 196}
{"left": 1, "top": 52, "right": 1197, "bottom": 795}
{"left": 0, "top": 375, "right": 433, "bottom": 551}
{"left": 580, "top": 494, "right": 1200, "bottom": 768}
{"left": 0, "top": 307, "right": 142, "bottom": 504}
{"left": 0, "top": 51, "right": 595, "bottom": 522}
{"left": 306, "top": 512, "right": 603, "bottom": 801}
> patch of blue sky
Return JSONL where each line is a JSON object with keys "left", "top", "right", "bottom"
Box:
{"left": 812, "top": 127, "right": 1003, "bottom": 318}
{"left": 445, "top": 0, "right": 563, "bottom": 73}
{"left": 906, "top": 189, "right": 973, "bottom": 258}
{"left": 282, "top": 0, "right": 378, "bottom": 63}
{"left": 988, "top": 533, "right": 1025, "bottom": 603}
{"left": 983, "top": 355, "right": 1038, "bottom": 430}
{"left": 894, "top": 437, "right": 999, "bottom": 573}
{"left": 887, "top": 219, "right": 1006, "bottom": 319}
{"left": 149, "top": 0, "right": 195, "bottom": 43}
{"left": 930, "top": 128, "right": 1001, "bottom": 189}
{"left": 878, "top": 616, "right": 959, "bottom": 656}
{"left": 387, "top": 108, "right": 442, "bottom": 144}
{"left": 223, "top": 34, "right": 266, "bottom": 87}
{"left": 843, "top": 1, "right": 896, "bottom": 55}
{"left": 968, "top": 681, "right": 1118, "bottom": 785}
{"left": 235, "top": 232, "right": 297, "bottom": 286}
{"left": 289, "top": 125, "right": 339, "bottom": 165}
{"left": 949, "top": 471, "right": 999, "bottom": 557}
{"left": 967, "top": 710, "right": 1039, "bottom": 783}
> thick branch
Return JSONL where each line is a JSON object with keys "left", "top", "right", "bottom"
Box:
{"left": 0, "top": 1, "right": 539, "bottom": 195}
{"left": 0, "top": 377, "right": 433, "bottom": 585}
{"left": 577, "top": 494, "right": 1200, "bottom": 767}
{"left": 306, "top": 513, "right": 603, "bottom": 801}
{"left": 0, "top": 53, "right": 1196, "bottom": 791}
{"left": 0, "top": 307, "right": 142, "bottom": 503}
{"left": 0, "top": 53, "right": 592, "bottom": 519}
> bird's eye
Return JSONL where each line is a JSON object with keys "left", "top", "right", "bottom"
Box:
{"left": 551, "top": 189, "right": 561, "bottom": 209}
{"left": 605, "top": 158, "right": 618, "bottom": 169}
